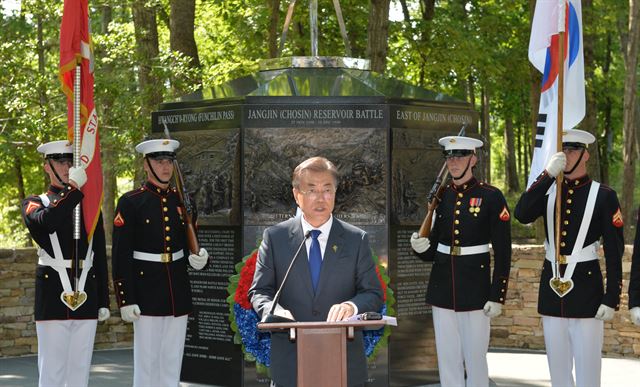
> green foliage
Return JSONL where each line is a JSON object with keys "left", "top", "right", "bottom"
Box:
{"left": 0, "top": 0, "right": 634, "bottom": 247}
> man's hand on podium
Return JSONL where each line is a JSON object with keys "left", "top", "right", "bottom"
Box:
{"left": 327, "top": 302, "right": 355, "bottom": 322}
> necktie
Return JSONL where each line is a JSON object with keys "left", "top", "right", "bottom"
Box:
{"left": 309, "top": 230, "right": 322, "bottom": 292}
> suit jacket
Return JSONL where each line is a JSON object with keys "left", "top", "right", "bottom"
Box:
{"left": 629, "top": 208, "right": 640, "bottom": 308}
{"left": 514, "top": 172, "right": 624, "bottom": 317}
{"left": 22, "top": 185, "right": 110, "bottom": 320}
{"left": 416, "top": 177, "right": 511, "bottom": 310}
{"left": 249, "top": 217, "right": 383, "bottom": 387}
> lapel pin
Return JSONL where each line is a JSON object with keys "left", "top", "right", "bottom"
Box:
{"left": 332, "top": 245, "right": 338, "bottom": 253}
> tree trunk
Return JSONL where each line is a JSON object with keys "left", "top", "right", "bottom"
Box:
{"left": 516, "top": 120, "right": 523, "bottom": 178}
{"left": 399, "top": 0, "right": 411, "bottom": 22}
{"left": 132, "top": 2, "right": 163, "bottom": 189}
{"left": 367, "top": 0, "right": 390, "bottom": 73}
{"left": 418, "top": 0, "right": 436, "bottom": 86}
{"left": 420, "top": 0, "right": 436, "bottom": 20}
{"left": 600, "top": 33, "right": 613, "bottom": 184}
{"left": 481, "top": 86, "right": 491, "bottom": 183}
{"left": 268, "top": 0, "right": 281, "bottom": 58}
{"left": 621, "top": 0, "right": 640, "bottom": 238}
{"left": 36, "top": 14, "right": 47, "bottom": 110}
{"left": 504, "top": 116, "right": 520, "bottom": 193}
{"left": 581, "top": 0, "right": 600, "bottom": 180}
{"left": 132, "top": 2, "right": 163, "bottom": 128}
{"left": 14, "top": 152, "right": 31, "bottom": 246}
{"left": 169, "top": 0, "right": 201, "bottom": 94}
{"left": 99, "top": 5, "right": 116, "bottom": 245}
{"left": 468, "top": 75, "right": 476, "bottom": 114}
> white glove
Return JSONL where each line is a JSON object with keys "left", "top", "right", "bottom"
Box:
{"left": 188, "top": 248, "right": 209, "bottom": 270}
{"left": 545, "top": 152, "right": 567, "bottom": 177}
{"left": 410, "top": 232, "right": 430, "bottom": 253}
{"left": 98, "top": 307, "right": 110, "bottom": 322}
{"left": 68, "top": 166, "right": 87, "bottom": 188}
{"left": 483, "top": 301, "right": 503, "bottom": 318}
{"left": 595, "top": 304, "right": 615, "bottom": 321}
{"left": 630, "top": 307, "right": 640, "bottom": 326}
{"left": 120, "top": 304, "right": 141, "bottom": 322}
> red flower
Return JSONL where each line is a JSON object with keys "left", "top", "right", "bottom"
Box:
{"left": 235, "top": 251, "right": 258, "bottom": 309}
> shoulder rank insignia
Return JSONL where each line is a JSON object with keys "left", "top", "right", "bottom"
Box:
{"left": 25, "top": 201, "right": 41, "bottom": 215}
{"left": 114, "top": 211, "right": 125, "bottom": 227}
{"left": 499, "top": 206, "right": 510, "bottom": 221}
{"left": 612, "top": 207, "right": 623, "bottom": 228}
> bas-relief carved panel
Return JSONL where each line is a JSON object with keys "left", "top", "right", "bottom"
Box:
{"left": 244, "top": 127, "right": 386, "bottom": 226}
{"left": 173, "top": 128, "right": 241, "bottom": 226}
{"left": 392, "top": 129, "right": 442, "bottom": 225}
{"left": 392, "top": 128, "right": 486, "bottom": 225}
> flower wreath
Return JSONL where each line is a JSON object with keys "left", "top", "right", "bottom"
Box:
{"left": 227, "top": 247, "right": 395, "bottom": 375}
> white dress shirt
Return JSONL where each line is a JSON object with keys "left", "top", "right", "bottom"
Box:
{"left": 300, "top": 215, "right": 333, "bottom": 260}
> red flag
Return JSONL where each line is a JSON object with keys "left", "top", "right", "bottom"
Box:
{"left": 59, "top": 0, "right": 102, "bottom": 240}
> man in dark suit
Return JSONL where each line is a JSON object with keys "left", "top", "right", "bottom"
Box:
{"left": 629, "top": 207, "right": 640, "bottom": 326}
{"left": 22, "top": 140, "right": 110, "bottom": 387}
{"left": 250, "top": 156, "right": 383, "bottom": 387}
{"left": 514, "top": 129, "right": 623, "bottom": 387}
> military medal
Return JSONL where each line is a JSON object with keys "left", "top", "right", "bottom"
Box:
{"left": 469, "top": 198, "right": 482, "bottom": 217}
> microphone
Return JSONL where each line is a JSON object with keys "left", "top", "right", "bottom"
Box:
{"left": 261, "top": 230, "right": 312, "bottom": 323}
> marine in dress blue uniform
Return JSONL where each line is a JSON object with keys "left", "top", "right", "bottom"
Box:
{"left": 410, "top": 136, "right": 511, "bottom": 387}
{"left": 514, "top": 129, "right": 623, "bottom": 387}
{"left": 111, "top": 139, "right": 209, "bottom": 387}
{"left": 21, "top": 140, "right": 110, "bottom": 387}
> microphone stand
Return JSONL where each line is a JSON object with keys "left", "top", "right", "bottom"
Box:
{"left": 261, "top": 231, "right": 311, "bottom": 323}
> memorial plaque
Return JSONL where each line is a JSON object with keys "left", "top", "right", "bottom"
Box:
{"left": 391, "top": 105, "right": 476, "bottom": 131}
{"left": 388, "top": 226, "right": 438, "bottom": 381}
{"left": 244, "top": 103, "right": 388, "bottom": 129}
{"left": 154, "top": 105, "right": 241, "bottom": 131}
{"left": 181, "top": 226, "right": 243, "bottom": 386}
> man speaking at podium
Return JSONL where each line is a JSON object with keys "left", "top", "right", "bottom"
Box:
{"left": 250, "top": 156, "right": 383, "bottom": 387}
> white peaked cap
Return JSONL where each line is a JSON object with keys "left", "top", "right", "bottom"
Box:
{"left": 438, "top": 136, "right": 483, "bottom": 151}
{"left": 562, "top": 129, "right": 595, "bottom": 145}
{"left": 36, "top": 140, "right": 73, "bottom": 157}
{"left": 135, "top": 139, "right": 180, "bottom": 156}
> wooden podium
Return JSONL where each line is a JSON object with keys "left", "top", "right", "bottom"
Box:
{"left": 258, "top": 320, "right": 386, "bottom": 387}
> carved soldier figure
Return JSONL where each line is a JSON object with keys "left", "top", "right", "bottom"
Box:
{"left": 22, "top": 140, "right": 110, "bottom": 387}
{"left": 410, "top": 136, "right": 511, "bottom": 387}
{"left": 514, "top": 129, "right": 623, "bottom": 387}
{"left": 112, "top": 139, "right": 209, "bottom": 386}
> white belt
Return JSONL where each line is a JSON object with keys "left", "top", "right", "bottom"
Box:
{"left": 38, "top": 256, "right": 86, "bottom": 269}
{"left": 133, "top": 250, "right": 184, "bottom": 263}
{"left": 437, "top": 243, "right": 490, "bottom": 256}
{"left": 544, "top": 241, "right": 599, "bottom": 264}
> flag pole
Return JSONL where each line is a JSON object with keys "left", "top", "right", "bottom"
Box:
{"left": 554, "top": 0, "right": 566, "bottom": 279}
{"left": 73, "top": 63, "right": 81, "bottom": 293}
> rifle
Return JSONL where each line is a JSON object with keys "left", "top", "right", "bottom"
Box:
{"left": 162, "top": 122, "right": 200, "bottom": 255}
{"left": 417, "top": 125, "right": 467, "bottom": 238}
